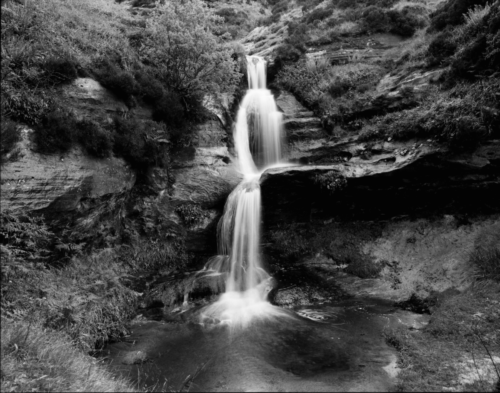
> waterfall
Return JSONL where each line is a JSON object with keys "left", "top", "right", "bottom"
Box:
{"left": 200, "top": 56, "right": 289, "bottom": 328}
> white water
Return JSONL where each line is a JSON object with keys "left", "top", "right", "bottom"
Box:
{"left": 200, "top": 56, "right": 289, "bottom": 328}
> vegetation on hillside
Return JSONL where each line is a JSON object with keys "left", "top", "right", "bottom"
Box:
{"left": 0, "top": 0, "right": 241, "bottom": 163}
{"left": 0, "top": 0, "right": 239, "bottom": 390}
{"left": 271, "top": 0, "right": 499, "bottom": 150}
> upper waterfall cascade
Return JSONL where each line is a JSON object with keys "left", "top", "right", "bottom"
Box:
{"left": 199, "top": 56, "right": 289, "bottom": 327}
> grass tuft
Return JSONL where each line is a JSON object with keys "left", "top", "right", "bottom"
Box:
{"left": 0, "top": 317, "right": 135, "bottom": 392}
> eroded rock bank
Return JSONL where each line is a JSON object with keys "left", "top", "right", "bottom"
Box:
{"left": 260, "top": 136, "right": 500, "bottom": 305}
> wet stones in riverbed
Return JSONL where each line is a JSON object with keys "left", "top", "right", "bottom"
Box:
{"left": 121, "top": 350, "right": 149, "bottom": 365}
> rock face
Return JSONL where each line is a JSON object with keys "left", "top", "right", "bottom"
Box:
{"left": 0, "top": 128, "right": 135, "bottom": 215}
{"left": 170, "top": 117, "right": 242, "bottom": 258}
{"left": 0, "top": 78, "right": 148, "bottom": 216}
{"left": 275, "top": 91, "right": 329, "bottom": 161}
{"left": 261, "top": 139, "right": 500, "bottom": 302}
{"left": 170, "top": 119, "right": 242, "bottom": 209}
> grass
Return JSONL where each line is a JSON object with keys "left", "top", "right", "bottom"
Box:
{"left": 1, "top": 317, "right": 135, "bottom": 392}
{"left": 386, "top": 281, "right": 500, "bottom": 391}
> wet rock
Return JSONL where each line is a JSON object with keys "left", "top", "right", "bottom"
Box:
{"left": 122, "top": 350, "right": 148, "bottom": 365}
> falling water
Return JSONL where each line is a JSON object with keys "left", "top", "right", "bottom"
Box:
{"left": 200, "top": 56, "right": 289, "bottom": 327}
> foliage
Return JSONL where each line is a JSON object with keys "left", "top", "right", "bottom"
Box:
{"left": 77, "top": 119, "right": 113, "bottom": 158}
{"left": 152, "top": 89, "right": 196, "bottom": 131}
{"left": 0, "top": 119, "right": 21, "bottom": 161}
{"left": 358, "top": 6, "right": 424, "bottom": 36}
{"left": 448, "top": 2, "right": 500, "bottom": 80}
{"left": 42, "top": 57, "right": 79, "bottom": 87}
{"left": 313, "top": 171, "right": 348, "bottom": 194}
{"left": 276, "top": 60, "right": 384, "bottom": 111}
{"left": 139, "top": 0, "right": 240, "bottom": 101}
{"left": 2, "top": 89, "right": 53, "bottom": 126}
{"left": 363, "top": 78, "right": 499, "bottom": 148}
{"left": 426, "top": 31, "right": 458, "bottom": 66}
{"left": 1, "top": 0, "right": 237, "bottom": 156}
{"left": 93, "top": 60, "right": 138, "bottom": 107}
{"left": 175, "top": 204, "right": 207, "bottom": 227}
{"left": 1, "top": 252, "right": 139, "bottom": 352}
{"left": 112, "top": 117, "right": 169, "bottom": 170}
{"left": 0, "top": 211, "right": 54, "bottom": 265}
{"left": 34, "top": 109, "right": 77, "bottom": 154}
{"left": 1, "top": 318, "right": 135, "bottom": 392}
{"left": 429, "top": 0, "right": 490, "bottom": 31}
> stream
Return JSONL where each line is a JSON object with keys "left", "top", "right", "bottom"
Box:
{"left": 103, "top": 297, "right": 429, "bottom": 392}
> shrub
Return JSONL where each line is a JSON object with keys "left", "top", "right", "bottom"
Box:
{"left": 175, "top": 204, "right": 207, "bottom": 227}
{"left": 76, "top": 119, "right": 113, "bottom": 158}
{"left": 0, "top": 119, "right": 21, "bottom": 160}
{"left": 152, "top": 89, "right": 188, "bottom": 128}
{"left": 426, "top": 31, "right": 458, "bottom": 66}
{"left": 113, "top": 117, "right": 168, "bottom": 169}
{"left": 361, "top": 6, "right": 391, "bottom": 32}
{"left": 134, "top": 70, "right": 165, "bottom": 105}
{"left": 35, "top": 110, "right": 77, "bottom": 154}
{"left": 447, "top": 3, "right": 500, "bottom": 79}
{"left": 387, "top": 9, "right": 422, "bottom": 37}
{"left": 140, "top": 0, "right": 240, "bottom": 102}
{"left": 429, "top": 0, "right": 490, "bottom": 31}
{"left": 2, "top": 90, "right": 52, "bottom": 126}
{"left": 313, "top": 171, "right": 348, "bottom": 194}
{"left": 93, "top": 60, "right": 138, "bottom": 106}
{"left": 42, "top": 57, "right": 79, "bottom": 86}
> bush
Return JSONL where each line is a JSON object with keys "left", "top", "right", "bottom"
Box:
{"left": 152, "top": 89, "right": 188, "bottom": 128}
{"left": 387, "top": 9, "right": 422, "bottom": 37}
{"left": 43, "top": 57, "right": 79, "bottom": 86}
{"left": 113, "top": 117, "right": 168, "bottom": 169}
{"left": 140, "top": 0, "right": 240, "bottom": 101}
{"left": 0, "top": 119, "right": 21, "bottom": 159}
{"left": 361, "top": 6, "right": 391, "bottom": 32}
{"left": 175, "top": 204, "right": 207, "bottom": 227}
{"left": 426, "top": 31, "right": 457, "bottom": 66}
{"left": 93, "top": 60, "right": 138, "bottom": 106}
{"left": 77, "top": 119, "right": 113, "bottom": 158}
{"left": 429, "top": 0, "right": 490, "bottom": 31}
{"left": 134, "top": 71, "right": 165, "bottom": 105}
{"left": 2, "top": 90, "right": 52, "bottom": 126}
{"left": 313, "top": 172, "right": 347, "bottom": 194}
{"left": 35, "top": 110, "right": 77, "bottom": 154}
